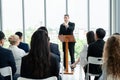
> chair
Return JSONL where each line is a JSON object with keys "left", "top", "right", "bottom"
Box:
{"left": 87, "top": 56, "right": 103, "bottom": 80}
{"left": 17, "top": 76, "right": 57, "bottom": 80}
{"left": 0, "top": 66, "right": 13, "bottom": 80}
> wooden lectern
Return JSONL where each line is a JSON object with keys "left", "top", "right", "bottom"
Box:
{"left": 58, "top": 35, "right": 76, "bottom": 74}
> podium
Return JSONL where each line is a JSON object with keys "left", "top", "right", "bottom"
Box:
{"left": 58, "top": 35, "right": 76, "bottom": 74}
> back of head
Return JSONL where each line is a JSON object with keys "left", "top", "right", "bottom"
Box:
{"left": 96, "top": 28, "right": 106, "bottom": 39}
{"left": 37, "top": 26, "right": 48, "bottom": 33}
{"left": 29, "top": 29, "right": 50, "bottom": 77}
{"left": 86, "top": 31, "right": 95, "bottom": 45}
{"left": 0, "top": 31, "right": 5, "bottom": 41}
{"left": 30, "top": 29, "right": 49, "bottom": 54}
{"left": 113, "top": 32, "right": 120, "bottom": 35}
{"left": 37, "top": 26, "right": 50, "bottom": 41}
{"left": 103, "top": 35, "right": 120, "bottom": 77}
{"left": 15, "top": 32, "right": 22, "bottom": 39}
{"left": 8, "top": 35, "right": 19, "bottom": 45}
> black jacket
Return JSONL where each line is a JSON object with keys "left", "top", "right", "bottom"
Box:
{"left": 0, "top": 46, "right": 16, "bottom": 80}
{"left": 87, "top": 39, "right": 105, "bottom": 74}
{"left": 59, "top": 22, "right": 75, "bottom": 35}
{"left": 50, "top": 43, "right": 60, "bottom": 62}
{"left": 18, "top": 42, "right": 29, "bottom": 53}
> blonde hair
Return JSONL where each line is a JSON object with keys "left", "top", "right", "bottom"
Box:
{"left": 103, "top": 35, "right": 120, "bottom": 78}
{"left": 8, "top": 35, "right": 19, "bottom": 45}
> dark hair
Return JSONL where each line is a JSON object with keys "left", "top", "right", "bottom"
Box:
{"left": 28, "top": 30, "right": 50, "bottom": 77}
{"left": 37, "top": 26, "right": 50, "bottom": 41}
{"left": 15, "top": 32, "right": 22, "bottom": 38}
{"left": 64, "top": 14, "right": 69, "bottom": 17}
{"left": 37, "top": 26, "right": 48, "bottom": 33}
{"left": 0, "top": 31, "right": 5, "bottom": 40}
{"left": 113, "top": 33, "right": 120, "bottom": 35}
{"left": 96, "top": 28, "right": 106, "bottom": 39}
{"left": 86, "top": 31, "right": 95, "bottom": 45}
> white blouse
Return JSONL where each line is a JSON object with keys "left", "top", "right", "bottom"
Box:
{"left": 8, "top": 45, "right": 26, "bottom": 74}
{"left": 79, "top": 44, "right": 88, "bottom": 67}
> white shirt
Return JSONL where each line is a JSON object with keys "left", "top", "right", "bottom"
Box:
{"left": 8, "top": 45, "right": 26, "bottom": 74}
{"left": 79, "top": 44, "right": 88, "bottom": 67}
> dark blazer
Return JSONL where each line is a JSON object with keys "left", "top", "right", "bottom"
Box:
{"left": 20, "top": 53, "right": 60, "bottom": 79}
{"left": 0, "top": 74, "right": 4, "bottom": 80}
{"left": 18, "top": 42, "right": 29, "bottom": 53}
{"left": 87, "top": 39, "right": 105, "bottom": 74}
{"left": 59, "top": 22, "right": 75, "bottom": 35}
{"left": 50, "top": 43, "right": 60, "bottom": 62}
{"left": 59, "top": 22, "right": 75, "bottom": 68}
{"left": 0, "top": 46, "right": 16, "bottom": 80}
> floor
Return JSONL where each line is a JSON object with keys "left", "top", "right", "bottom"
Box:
{"left": 60, "top": 64, "right": 85, "bottom": 80}
{"left": 60, "top": 64, "right": 94, "bottom": 80}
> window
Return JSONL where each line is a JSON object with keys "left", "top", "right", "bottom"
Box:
{"left": 2, "top": 0, "right": 22, "bottom": 47}
{"left": 24, "top": 0, "right": 44, "bottom": 43}
{"left": 90, "top": 0, "right": 109, "bottom": 38}
{"left": 46, "top": 0, "right": 65, "bottom": 43}
{"left": 68, "top": 0, "right": 88, "bottom": 58}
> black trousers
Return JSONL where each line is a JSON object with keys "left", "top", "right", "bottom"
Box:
{"left": 62, "top": 42, "right": 75, "bottom": 69}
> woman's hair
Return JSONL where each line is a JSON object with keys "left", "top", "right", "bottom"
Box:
{"left": 37, "top": 26, "right": 48, "bottom": 33}
{"left": 28, "top": 29, "right": 50, "bottom": 77}
{"left": 8, "top": 35, "right": 19, "bottom": 45}
{"left": 86, "top": 31, "right": 95, "bottom": 45}
{"left": 103, "top": 35, "right": 120, "bottom": 78}
{"left": 0, "top": 31, "right": 5, "bottom": 40}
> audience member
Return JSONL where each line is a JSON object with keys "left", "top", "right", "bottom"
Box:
{"left": 87, "top": 28, "right": 106, "bottom": 80}
{"left": 8, "top": 35, "right": 26, "bottom": 74}
{"left": 0, "top": 31, "right": 16, "bottom": 80}
{"left": 20, "top": 30, "right": 60, "bottom": 79}
{"left": 37, "top": 26, "right": 61, "bottom": 62}
{"left": 15, "top": 32, "right": 29, "bottom": 53}
{"left": 71, "top": 31, "right": 95, "bottom": 68}
{"left": 99, "top": 35, "right": 120, "bottom": 80}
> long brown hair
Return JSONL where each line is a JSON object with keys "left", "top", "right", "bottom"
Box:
{"left": 28, "top": 29, "right": 50, "bottom": 77}
{"left": 103, "top": 35, "right": 120, "bottom": 78}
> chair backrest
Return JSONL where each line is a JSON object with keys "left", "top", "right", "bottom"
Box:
{"left": 87, "top": 56, "right": 103, "bottom": 80}
{"left": 0, "top": 66, "right": 13, "bottom": 80}
{"left": 17, "top": 76, "right": 57, "bottom": 80}
{"left": 88, "top": 57, "right": 103, "bottom": 65}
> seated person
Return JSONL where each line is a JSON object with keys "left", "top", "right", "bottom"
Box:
{"left": 0, "top": 31, "right": 16, "bottom": 80}
{"left": 71, "top": 31, "right": 95, "bottom": 69}
{"left": 37, "top": 26, "right": 61, "bottom": 62}
{"left": 99, "top": 35, "right": 120, "bottom": 80}
{"left": 87, "top": 28, "right": 106, "bottom": 80}
{"left": 20, "top": 30, "right": 60, "bottom": 79}
{"left": 15, "top": 32, "right": 29, "bottom": 53}
{"left": 8, "top": 35, "right": 26, "bottom": 74}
